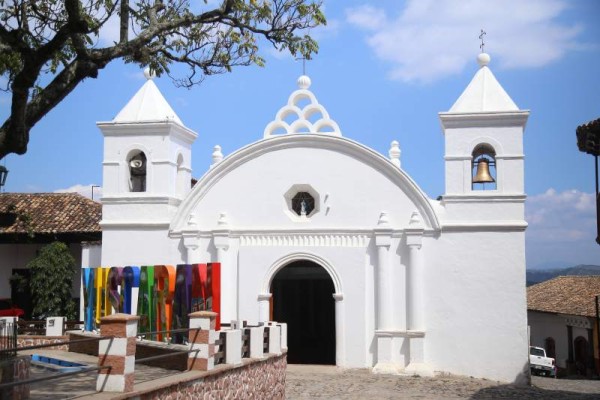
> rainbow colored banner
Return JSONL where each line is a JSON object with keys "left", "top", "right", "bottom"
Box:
{"left": 82, "top": 263, "right": 221, "bottom": 339}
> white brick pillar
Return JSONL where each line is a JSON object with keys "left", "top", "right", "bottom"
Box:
{"left": 223, "top": 329, "right": 242, "bottom": 366}
{"left": 248, "top": 326, "right": 266, "bottom": 359}
{"left": 96, "top": 313, "right": 139, "bottom": 392}
{"left": 188, "top": 311, "right": 218, "bottom": 371}
{"left": 266, "top": 324, "right": 282, "bottom": 355}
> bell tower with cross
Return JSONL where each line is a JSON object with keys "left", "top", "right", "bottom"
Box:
{"left": 438, "top": 34, "right": 529, "bottom": 227}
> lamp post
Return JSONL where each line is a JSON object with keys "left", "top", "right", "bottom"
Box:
{"left": 0, "top": 166, "right": 8, "bottom": 192}
{"left": 576, "top": 118, "right": 600, "bottom": 245}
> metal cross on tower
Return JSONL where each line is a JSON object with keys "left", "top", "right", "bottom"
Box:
{"left": 295, "top": 57, "right": 308, "bottom": 75}
{"left": 479, "top": 29, "right": 487, "bottom": 53}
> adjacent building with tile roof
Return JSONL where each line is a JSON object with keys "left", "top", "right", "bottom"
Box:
{"left": 0, "top": 193, "right": 101, "bottom": 243}
{"left": 527, "top": 276, "right": 600, "bottom": 376}
{"left": 0, "top": 192, "right": 102, "bottom": 317}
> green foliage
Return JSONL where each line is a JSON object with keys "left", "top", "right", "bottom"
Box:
{"left": 0, "top": 0, "right": 326, "bottom": 158}
{"left": 27, "top": 241, "right": 77, "bottom": 320}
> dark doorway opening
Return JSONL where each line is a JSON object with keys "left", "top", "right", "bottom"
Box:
{"left": 11, "top": 269, "right": 32, "bottom": 318}
{"left": 271, "top": 260, "right": 335, "bottom": 365}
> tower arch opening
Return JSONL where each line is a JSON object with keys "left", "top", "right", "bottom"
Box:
{"left": 472, "top": 143, "right": 497, "bottom": 190}
{"left": 127, "top": 150, "right": 147, "bottom": 192}
{"left": 270, "top": 259, "right": 335, "bottom": 365}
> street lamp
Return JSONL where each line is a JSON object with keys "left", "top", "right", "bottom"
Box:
{"left": 0, "top": 165, "right": 8, "bottom": 192}
{"left": 576, "top": 118, "right": 600, "bottom": 245}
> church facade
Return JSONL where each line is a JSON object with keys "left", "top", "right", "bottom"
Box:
{"left": 97, "top": 53, "right": 529, "bottom": 383}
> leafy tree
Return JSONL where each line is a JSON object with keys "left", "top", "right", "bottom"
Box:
{"left": 27, "top": 241, "right": 77, "bottom": 319}
{"left": 0, "top": 0, "right": 325, "bottom": 158}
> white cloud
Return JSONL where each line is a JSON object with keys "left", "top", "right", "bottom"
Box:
{"left": 55, "top": 184, "right": 102, "bottom": 202}
{"left": 526, "top": 188, "right": 600, "bottom": 268}
{"left": 346, "top": 0, "right": 582, "bottom": 83}
{"left": 345, "top": 5, "right": 386, "bottom": 31}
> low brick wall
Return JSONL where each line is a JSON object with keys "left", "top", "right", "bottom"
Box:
{"left": 109, "top": 353, "right": 287, "bottom": 400}
{"left": 68, "top": 332, "right": 99, "bottom": 356}
{"left": 16, "top": 336, "right": 68, "bottom": 351}
{"left": 135, "top": 341, "right": 189, "bottom": 371}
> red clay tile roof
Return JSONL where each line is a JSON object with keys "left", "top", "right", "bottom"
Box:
{"left": 527, "top": 276, "right": 600, "bottom": 317}
{"left": 0, "top": 193, "right": 101, "bottom": 236}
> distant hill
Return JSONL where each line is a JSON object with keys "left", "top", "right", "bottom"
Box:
{"left": 526, "top": 265, "right": 600, "bottom": 286}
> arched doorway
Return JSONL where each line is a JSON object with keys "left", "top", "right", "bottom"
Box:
{"left": 574, "top": 336, "right": 588, "bottom": 375}
{"left": 271, "top": 260, "right": 335, "bottom": 364}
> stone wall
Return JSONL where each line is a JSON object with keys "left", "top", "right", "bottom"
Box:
{"left": 67, "top": 332, "right": 99, "bottom": 355}
{"left": 115, "top": 353, "right": 286, "bottom": 400}
{"left": 16, "top": 336, "right": 68, "bottom": 351}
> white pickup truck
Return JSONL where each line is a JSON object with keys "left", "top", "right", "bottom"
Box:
{"left": 529, "top": 346, "right": 556, "bottom": 377}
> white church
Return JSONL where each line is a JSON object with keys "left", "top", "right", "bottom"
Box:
{"left": 94, "top": 52, "right": 529, "bottom": 383}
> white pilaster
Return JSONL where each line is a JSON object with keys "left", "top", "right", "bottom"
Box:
{"left": 404, "top": 211, "right": 432, "bottom": 376}
{"left": 406, "top": 239, "right": 424, "bottom": 331}
{"left": 374, "top": 212, "right": 393, "bottom": 331}
{"left": 214, "top": 227, "right": 232, "bottom": 322}
{"left": 257, "top": 293, "right": 272, "bottom": 323}
{"left": 333, "top": 293, "right": 345, "bottom": 366}
{"left": 373, "top": 212, "right": 399, "bottom": 374}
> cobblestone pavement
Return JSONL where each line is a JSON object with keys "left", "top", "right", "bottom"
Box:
{"left": 286, "top": 365, "right": 600, "bottom": 399}
{"left": 16, "top": 353, "right": 600, "bottom": 399}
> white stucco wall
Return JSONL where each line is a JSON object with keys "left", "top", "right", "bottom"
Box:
{"left": 101, "top": 228, "right": 183, "bottom": 266}
{"left": 426, "top": 231, "right": 528, "bottom": 382}
{"left": 528, "top": 311, "right": 569, "bottom": 368}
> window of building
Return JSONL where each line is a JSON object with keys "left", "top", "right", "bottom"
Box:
{"left": 291, "top": 192, "right": 315, "bottom": 216}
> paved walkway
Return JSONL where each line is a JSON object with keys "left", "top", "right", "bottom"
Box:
{"left": 16, "top": 354, "right": 600, "bottom": 399}
{"left": 286, "top": 365, "right": 600, "bottom": 399}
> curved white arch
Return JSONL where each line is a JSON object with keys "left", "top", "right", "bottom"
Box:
{"left": 468, "top": 136, "right": 505, "bottom": 156}
{"left": 261, "top": 252, "right": 343, "bottom": 295}
{"left": 170, "top": 134, "right": 441, "bottom": 232}
{"left": 123, "top": 143, "right": 152, "bottom": 192}
{"left": 289, "top": 90, "right": 318, "bottom": 106}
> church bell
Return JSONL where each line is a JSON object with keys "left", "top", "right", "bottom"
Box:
{"left": 472, "top": 158, "right": 495, "bottom": 184}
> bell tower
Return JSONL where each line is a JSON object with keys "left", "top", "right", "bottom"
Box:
{"left": 97, "top": 70, "right": 197, "bottom": 265}
{"left": 439, "top": 53, "right": 529, "bottom": 224}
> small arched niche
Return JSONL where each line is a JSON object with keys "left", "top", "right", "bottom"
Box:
{"left": 128, "top": 150, "right": 147, "bottom": 192}
{"left": 471, "top": 143, "right": 497, "bottom": 191}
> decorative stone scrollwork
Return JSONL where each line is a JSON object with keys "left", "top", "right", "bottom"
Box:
{"left": 263, "top": 75, "right": 341, "bottom": 138}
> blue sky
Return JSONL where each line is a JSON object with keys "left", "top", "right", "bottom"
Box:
{"left": 1, "top": 0, "right": 599, "bottom": 269}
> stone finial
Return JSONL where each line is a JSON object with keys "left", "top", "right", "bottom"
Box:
{"left": 297, "top": 75, "right": 312, "bottom": 90}
{"left": 212, "top": 145, "right": 223, "bottom": 166}
{"left": 477, "top": 52, "right": 490, "bottom": 68}
{"left": 377, "top": 211, "right": 390, "bottom": 227}
{"left": 143, "top": 67, "right": 156, "bottom": 80}
{"left": 217, "top": 212, "right": 229, "bottom": 227}
{"left": 389, "top": 140, "right": 401, "bottom": 168}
